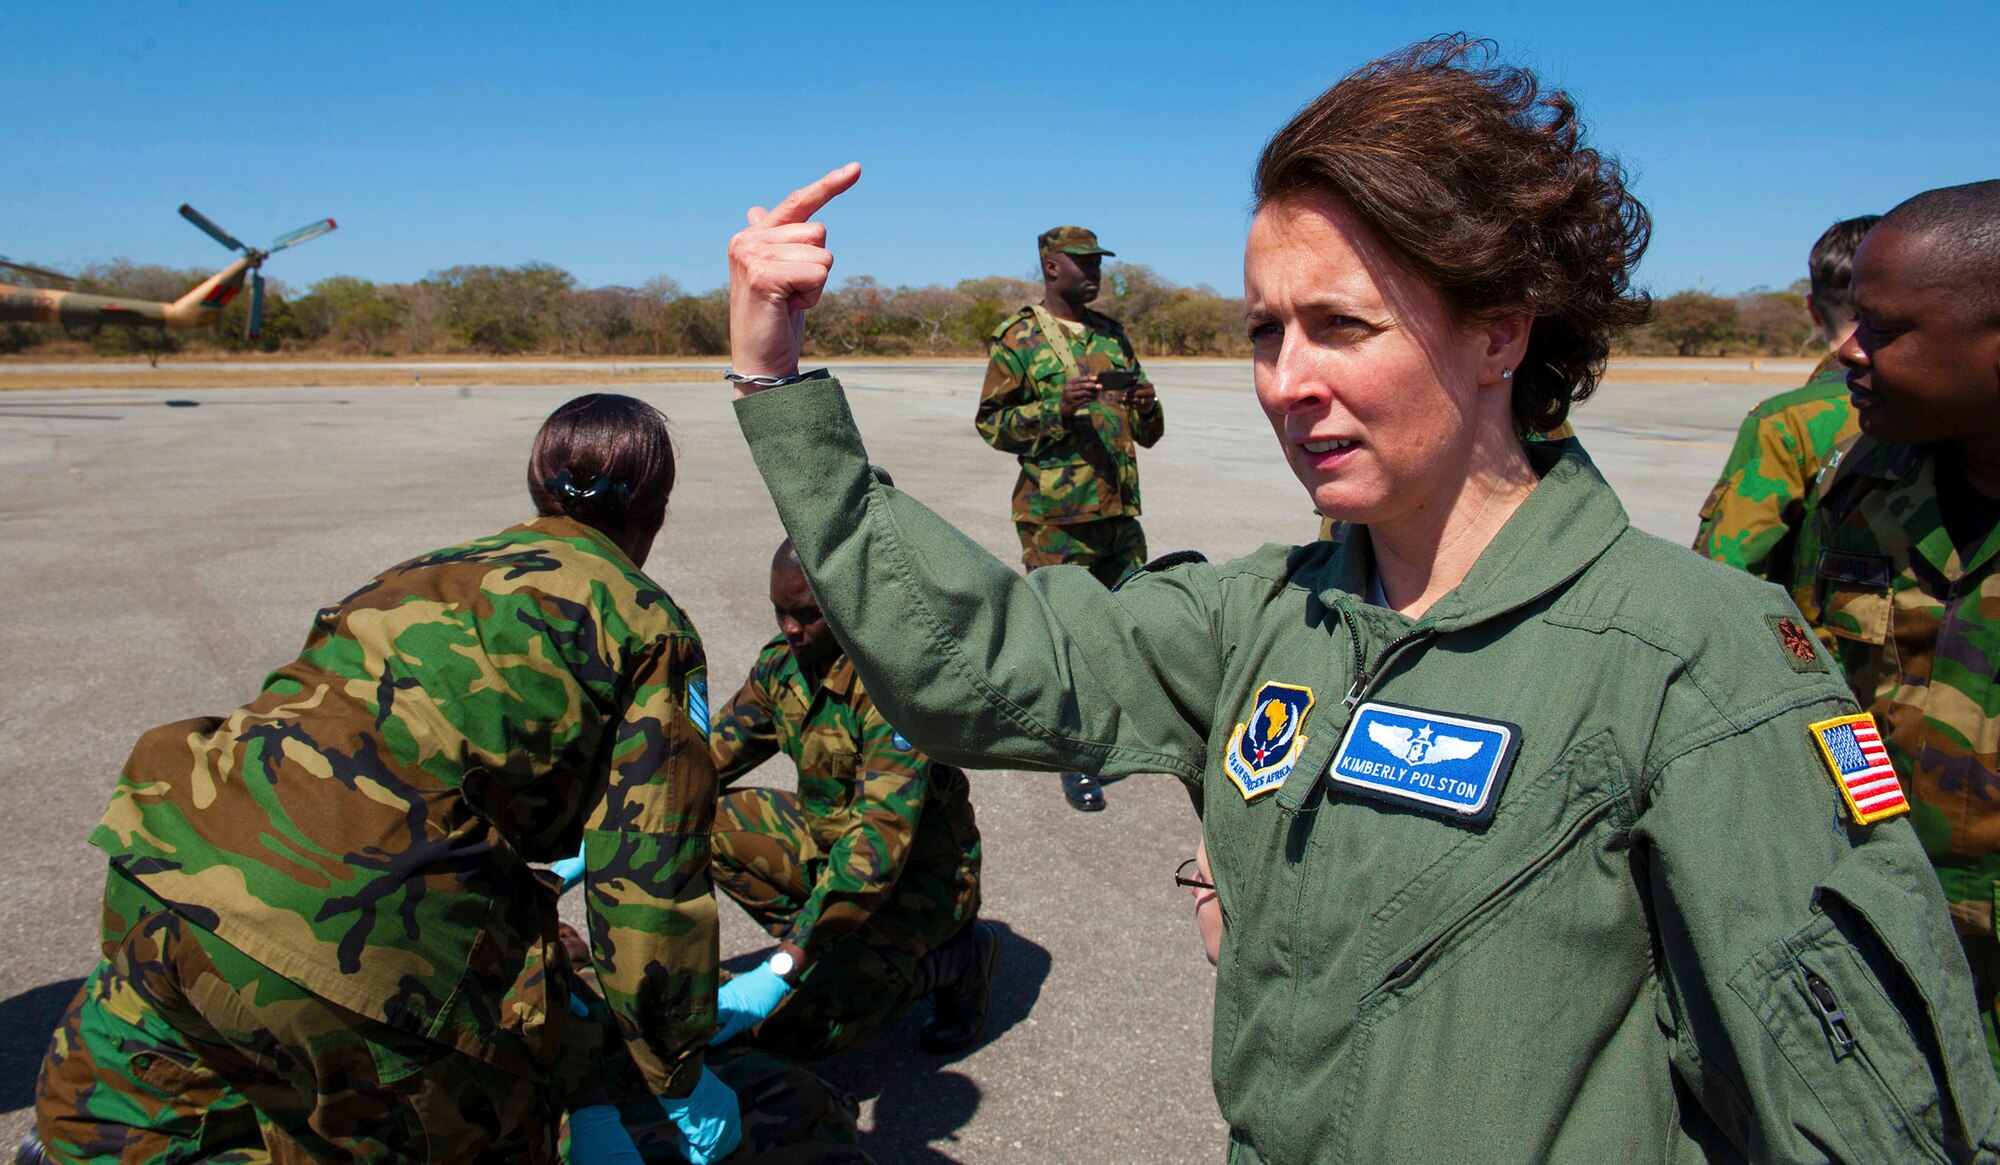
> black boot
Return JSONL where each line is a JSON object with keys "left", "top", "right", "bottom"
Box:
{"left": 16, "top": 1134, "right": 49, "bottom": 1165}
{"left": 1061, "top": 771, "right": 1105, "bottom": 811}
{"left": 916, "top": 919, "right": 1000, "bottom": 1054}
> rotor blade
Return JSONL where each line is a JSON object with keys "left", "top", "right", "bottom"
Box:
{"left": 0, "top": 256, "right": 74, "bottom": 286}
{"left": 267, "top": 218, "right": 337, "bottom": 254}
{"left": 179, "top": 204, "right": 247, "bottom": 253}
{"left": 247, "top": 271, "right": 265, "bottom": 340}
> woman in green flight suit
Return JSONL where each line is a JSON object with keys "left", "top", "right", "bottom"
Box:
{"left": 720, "top": 36, "right": 1999, "bottom": 1165}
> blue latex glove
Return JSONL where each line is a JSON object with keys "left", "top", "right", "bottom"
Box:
{"left": 657, "top": 1067, "right": 742, "bottom": 1165}
{"left": 567, "top": 1104, "right": 644, "bottom": 1165}
{"left": 710, "top": 962, "right": 791, "bottom": 1046}
{"left": 549, "top": 845, "right": 587, "bottom": 892}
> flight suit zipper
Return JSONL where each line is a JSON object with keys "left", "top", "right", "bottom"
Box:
{"left": 1333, "top": 594, "right": 1437, "bottom": 708}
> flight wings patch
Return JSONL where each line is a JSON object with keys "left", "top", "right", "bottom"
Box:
{"left": 1810, "top": 713, "right": 1908, "bottom": 824}
{"left": 1328, "top": 701, "right": 1521, "bottom": 823}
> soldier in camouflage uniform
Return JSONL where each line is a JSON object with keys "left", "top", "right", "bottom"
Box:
{"left": 978, "top": 225, "right": 1163, "bottom": 810}
{"left": 32, "top": 395, "right": 740, "bottom": 1165}
{"left": 1805, "top": 182, "right": 2000, "bottom": 1072}
{"left": 707, "top": 541, "right": 991, "bottom": 1061}
{"left": 1694, "top": 215, "right": 1879, "bottom": 619}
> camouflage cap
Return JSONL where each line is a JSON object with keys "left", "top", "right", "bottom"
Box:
{"left": 1038, "top": 226, "right": 1115, "bottom": 259}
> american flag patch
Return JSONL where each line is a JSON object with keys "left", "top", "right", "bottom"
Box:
{"left": 1809, "top": 713, "right": 1908, "bottom": 824}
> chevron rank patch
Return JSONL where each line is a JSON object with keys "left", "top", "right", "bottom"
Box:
{"left": 1328, "top": 701, "right": 1521, "bottom": 823}
{"left": 1224, "top": 682, "right": 1315, "bottom": 800}
{"left": 1810, "top": 713, "right": 1908, "bottom": 824}
{"left": 687, "top": 665, "right": 710, "bottom": 742}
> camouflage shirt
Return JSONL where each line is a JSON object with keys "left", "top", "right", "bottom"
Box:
{"left": 1695, "top": 354, "right": 1859, "bottom": 620}
{"left": 90, "top": 517, "right": 717, "bottom": 1096}
{"left": 1811, "top": 436, "right": 2000, "bottom": 912}
{"left": 977, "top": 305, "right": 1164, "bottom": 525}
{"left": 710, "top": 635, "right": 980, "bottom": 955}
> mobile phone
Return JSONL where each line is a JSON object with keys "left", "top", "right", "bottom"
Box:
{"left": 1096, "top": 369, "right": 1141, "bottom": 393}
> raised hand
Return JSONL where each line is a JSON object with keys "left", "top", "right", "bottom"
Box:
{"left": 727, "top": 162, "right": 862, "bottom": 386}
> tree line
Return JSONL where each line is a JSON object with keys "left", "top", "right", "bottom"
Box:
{"left": 1, "top": 259, "right": 1824, "bottom": 360}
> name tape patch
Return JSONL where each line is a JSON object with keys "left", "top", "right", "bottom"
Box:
{"left": 1224, "top": 682, "right": 1315, "bottom": 800}
{"left": 1810, "top": 713, "right": 1908, "bottom": 824}
{"left": 1328, "top": 701, "right": 1521, "bottom": 823}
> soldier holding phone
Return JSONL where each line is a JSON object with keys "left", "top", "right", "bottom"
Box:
{"left": 975, "top": 225, "right": 1163, "bottom": 811}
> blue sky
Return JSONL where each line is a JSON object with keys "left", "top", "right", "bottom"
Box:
{"left": 6, "top": 1, "right": 1995, "bottom": 300}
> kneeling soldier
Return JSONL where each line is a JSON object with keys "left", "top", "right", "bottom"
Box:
{"left": 708, "top": 540, "right": 995, "bottom": 1059}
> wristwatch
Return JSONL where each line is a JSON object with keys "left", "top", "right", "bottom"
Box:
{"left": 722, "top": 368, "right": 830, "bottom": 389}
{"left": 768, "top": 950, "right": 797, "bottom": 980}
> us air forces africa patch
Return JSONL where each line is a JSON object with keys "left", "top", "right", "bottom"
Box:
{"left": 1328, "top": 702, "right": 1521, "bottom": 824}
{"left": 1809, "top": 712, "right": 1909, "bottom": 824}
{"left": 687, "top": 664, "right": 710, "bottom": 742}
{"left": 1225, "top": 682, "right": 1315, "bottom": 799}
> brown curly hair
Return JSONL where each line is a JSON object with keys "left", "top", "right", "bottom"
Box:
{"left": 1253, "top": 35, "right": 1652, "bottom": 435}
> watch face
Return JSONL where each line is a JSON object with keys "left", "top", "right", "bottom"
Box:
{"left": 769, "top": 951, "right": 796, "bottom": 977}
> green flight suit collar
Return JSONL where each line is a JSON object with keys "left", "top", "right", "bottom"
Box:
{"left": 1310, "top": 438, "right": 1630, "bottom": 633}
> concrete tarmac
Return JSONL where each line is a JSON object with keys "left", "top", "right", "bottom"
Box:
{"left": 0, "top": 360, "right": 1775, "bottom": 1161}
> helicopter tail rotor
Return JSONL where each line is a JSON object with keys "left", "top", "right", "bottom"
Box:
{"left": 176, "top": 205, "right": 336, "bottom": 340}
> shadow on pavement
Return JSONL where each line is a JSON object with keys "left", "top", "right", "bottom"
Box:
{"left": 0, "top": 978, "right": 83, "bottom": 1114}
{"left": 814, "top": 920, "right": 1051, "bottom": 1164}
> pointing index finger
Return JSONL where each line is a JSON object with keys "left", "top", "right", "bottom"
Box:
{"left": 761, "top": 163, "right": 862, "bottom": 228}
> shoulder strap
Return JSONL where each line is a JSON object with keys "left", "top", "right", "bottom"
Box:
{"left": 1027, "top": 304, "right": 1084, "bottom": 382}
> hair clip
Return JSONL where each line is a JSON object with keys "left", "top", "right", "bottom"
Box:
{"left": 548, "top": 469, "right": 631, "bottom": 504}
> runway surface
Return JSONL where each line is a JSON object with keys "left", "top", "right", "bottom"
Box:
{"left": 0, "top": 360, "right": 1781, "bottom": 1161}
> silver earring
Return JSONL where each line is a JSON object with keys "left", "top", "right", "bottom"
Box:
{"left": 1501, "top": 368, "right": 1512, "bottom": 379}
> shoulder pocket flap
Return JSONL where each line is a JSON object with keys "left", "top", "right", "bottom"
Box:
{"left": 1815, "top": 554, "right": 1894, "bottom": 645}
{"left": 1731, "top": 847, "right": 1998, "bottom": 1151}
{"left": 1814, "top": 851, "right": 1999, "bottom": 1143}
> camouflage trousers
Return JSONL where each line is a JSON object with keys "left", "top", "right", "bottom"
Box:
{"left": 1015, "top": 516, "right": 1147, "bottom": 587}
{"left": 712, "top": 788, "right": 979, "bottom": 1061}
{"left": 36, "top": 881, "right": 563, "bottom": 1164}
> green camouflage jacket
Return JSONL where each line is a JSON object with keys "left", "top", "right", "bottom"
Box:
{"left": 977, "top": 305, "right": 1163, "bottom": 525}
{"left": 710, "top": 635, "right": 979, "bottom": 955}
{"left": 90, "top": 517, "right": 717, "bottom": 1096}
{"left": 1811, "top": 436, "right": 2000, "bottom": 919}
{"left": 1695, "top": 354, "right": 1858, "bottom": 619}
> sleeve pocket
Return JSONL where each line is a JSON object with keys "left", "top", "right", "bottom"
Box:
{"left": 1730, "top": 846, "right": 1997, "bottom": 1158}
